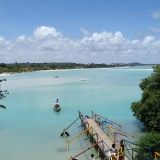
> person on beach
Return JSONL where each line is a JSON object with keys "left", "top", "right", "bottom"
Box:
{"left": 91, "top": 154, "right": 95, "bottom": 160}
{"left": 119, "top": 140, "right": 125, "bottom": 160}
{"left": 110, "top": 143, "right": 118, "bottom": 159}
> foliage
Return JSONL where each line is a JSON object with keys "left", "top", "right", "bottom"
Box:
{"left": 131, "top": 64, "right": 160, "bottom": 131}
{"left": 0, "top": 78, "right": 8, "bottom": 109}
{"left": 0, "top": 62, "right": 149, "bottom": 73}
{"left": 135, "top": 132, "right": 160, "bottom": 160}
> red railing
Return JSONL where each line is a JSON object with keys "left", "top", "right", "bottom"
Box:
{"left": 71, "top": 141, "right": 102, "bottom": 160}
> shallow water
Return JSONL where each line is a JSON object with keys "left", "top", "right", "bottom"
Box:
{"left": 0, "top": 66, "right": 153, "bottom": 160}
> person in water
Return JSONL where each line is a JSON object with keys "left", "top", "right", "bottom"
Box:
{"left": 56, "top": 99, "right": 59, "bottom": 103}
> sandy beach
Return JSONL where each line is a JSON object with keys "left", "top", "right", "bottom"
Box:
{"left": 0, "top": 73, "right": 12, "bottom": 76}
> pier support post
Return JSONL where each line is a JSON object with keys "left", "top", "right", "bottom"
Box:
{"left": 66, "top": 140, "right": 69, "bottom": 150}
{"left": 98, "top": 145, "right": 100, "bottom": 156}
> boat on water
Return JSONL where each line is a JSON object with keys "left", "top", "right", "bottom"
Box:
{"left": 81, "top": 78, "right": 87, "bottom": 81}
{"left": 54, "top": 102, "right": 61, "bottom": 111}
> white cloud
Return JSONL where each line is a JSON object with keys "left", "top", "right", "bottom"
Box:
{"left": 149, "top": 10, "right": 160, "bottom": 19}
{"left": 0, "top": 36, "right": 9, "bottom": 46}
{"left": 109, "top": 31, "right": 124, "bottom": 45}
{"left": 142, "top": 36, "right": 154, "bottom": 45}
{"left": 131, "top": 40, "right": 140, "bottom": 44}
{"left": 80, "top": 27, "right": 90, "bottom": 36}
{"left": 149, "top": 26, "right": 160, "bottom": 33}
{"left": 0, "top": 26, "right": 160, "bottom": 64}
{"left": 33, "top": 26, "right": 62, "bottom": 39}
{"left": 16, "top": 35, "right": 26, "bottom": 42}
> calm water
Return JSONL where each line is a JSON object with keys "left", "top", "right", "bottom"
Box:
{"left": 0, "top": 66, "right": 153, "bottom": 160}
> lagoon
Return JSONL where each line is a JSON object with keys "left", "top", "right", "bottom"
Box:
{"left": 0, "top": 66, "right": 153, "bottom": 160}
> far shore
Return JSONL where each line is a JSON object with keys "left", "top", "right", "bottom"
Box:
{"left": 0, "top": 65, "right": 153, "bottom": 76}
{"left": 0, "top": 66, "right": 130, "bottom": 75}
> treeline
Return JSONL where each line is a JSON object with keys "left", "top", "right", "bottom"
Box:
{"left": 0, "top": 62, "right": 149, "bottom": 73}
{"left": 130, "top": 64, "right": 160, "bottom": 159}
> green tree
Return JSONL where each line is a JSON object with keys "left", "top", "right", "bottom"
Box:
{"left": 135, "top": 132, "right": 160, "bottom": 160}
{"left": 0, "top": 78, "right": 8, "bottom": 109}
{"left": 131, "top": 65, "right": 160, "bottom": 131}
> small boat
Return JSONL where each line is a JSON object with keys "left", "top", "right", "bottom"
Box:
{"left": 54, "top": 102, "right": 61, "bottom": 111}
{"left": 81, "top": 78, "right": 87, "bottom": 81}
{"left": 54, "top": 76, "right": 59, "bottom": 78}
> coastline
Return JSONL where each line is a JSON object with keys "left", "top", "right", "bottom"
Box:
{"left": 0, "top": 73, "right": 12, "bottom": 76}
{"left": 0, "top": 65, "right": 153, "bottom": 75}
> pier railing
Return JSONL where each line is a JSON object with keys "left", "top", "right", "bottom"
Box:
{"left": 91, "top": 111, "right": 122, "bottom": 131}
{"left": 154, "top": 152, "right": 160, "bottom": 160}
{"left": 68, "top": 122, "right": 111, "bottom": 160}
{"left": 64, "top": 111, "right": 160, "bottom": 160}
{"left": 81, "top": 116, "right": 111, "bottom": 155}
{"left": 122, "top": 139, "right": 154, "bottom": 160}
{"left": 67, "top": 111, "right": 112, "bottom": 159}
{"left": 91, "top": 111, "right": 135, "bottom": 146}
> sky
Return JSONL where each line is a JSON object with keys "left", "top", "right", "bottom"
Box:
{"left": 0, "top": 0, "right": 160, "bottom": 64}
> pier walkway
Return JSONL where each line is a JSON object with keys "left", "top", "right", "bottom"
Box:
{"left": 84, "top": 116, "right": 129, "bottom": 160}
{"left": 87, "top": 118, "right": 115, "bottom": 155}
{"left": 65, "top": 111, "right": 136, "bottom": 160}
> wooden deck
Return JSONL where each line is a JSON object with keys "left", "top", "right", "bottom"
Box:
{"left": 85, "top": 117, "right": 128, "bottom": 160}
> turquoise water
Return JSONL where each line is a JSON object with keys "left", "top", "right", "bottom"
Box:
{"left": 0, "top": 66, "right": 153, "bottom": 160}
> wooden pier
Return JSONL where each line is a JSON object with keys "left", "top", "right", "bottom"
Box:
{"left": 86, "top": 117, "right": 130, "bottom": 160}
{"left": 87, "top": 118, "right": 113, "bottom": 153}
{"left": 66, "top": 111, "right": 134, "bottom": 160}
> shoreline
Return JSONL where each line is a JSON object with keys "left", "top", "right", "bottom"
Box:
{"left": 0, "top": 67, "right": 126, "bottom": 75}
{"left": 0, "top": 72, "right": 13, "bottom": 76}
{"left": 0, "top": 65, "right": 153, "bottom": 76}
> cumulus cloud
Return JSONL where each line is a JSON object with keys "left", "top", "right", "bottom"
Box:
{"left": 142, "top": 36, "right": 154, "bottom": 44}
{"left": 0, "top": 26, "right": 160, "bottom": 64}
{"left": 33, "top": 26, "right": 62, "bottom": 39}
{"left": 149, "top": 10, "right": 160, "bottom": 19}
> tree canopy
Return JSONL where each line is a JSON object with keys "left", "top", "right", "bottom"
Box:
{"left": 135, "top": 132, "right": 160, "bottom": 160}
{"left": 131, "top": 64, "right": 160, "bottom": 131}
{"left": 0, "top": 62, "right": 150, "bottom": 74}
{"left": 0, "top": 78, "right": 8, "bottom": 109}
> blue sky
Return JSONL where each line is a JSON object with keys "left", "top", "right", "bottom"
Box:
{"left": 0, "top": 0, "right": 160, "bottom": 64}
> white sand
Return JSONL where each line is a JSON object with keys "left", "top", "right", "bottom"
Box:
{"left": 0, "top": 73, "right": 11, "bottom": 76}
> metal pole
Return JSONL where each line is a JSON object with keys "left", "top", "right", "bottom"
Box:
{"left": 65, "top": 117, "right": 79, "bottom": 131}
